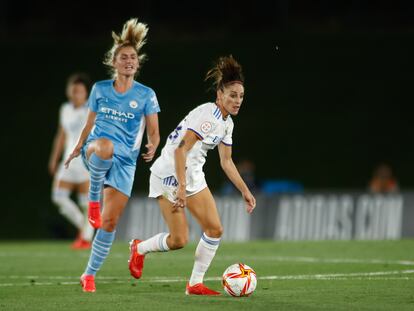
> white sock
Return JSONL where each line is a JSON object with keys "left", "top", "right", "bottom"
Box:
{"left": 78, "top": 193, "right": 94, "bottom": 241}
{"left": 189, "top": 233, "right": 220, "bottom": 286}
{"left": 138, "top": 233, "right": 170, "bottom": 255}
{"left": 52, "top": 188, "right": 83, "bottom": 229}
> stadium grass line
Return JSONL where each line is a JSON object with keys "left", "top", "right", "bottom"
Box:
{"left": 1, "top": 251, "right": 413, "bottom": 266}
{"left": 1, "top": 269, "right": 413, "bottom": 287}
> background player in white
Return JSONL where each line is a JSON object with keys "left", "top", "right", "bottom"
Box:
{"left": 49, "top": 73, "right": 94, "bottom": 249}
{"left": 64, "top": 18, "right": 160, "bottom": 292}
{"left": 129, "top": 56, "right": 256, "bottom": 295}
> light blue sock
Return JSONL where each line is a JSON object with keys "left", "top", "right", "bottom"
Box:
{"left": 85, "top": 229, "right": 116, "bottom": 276}
{"left": 88, "top": 153, "right": 112, "bottom": 202}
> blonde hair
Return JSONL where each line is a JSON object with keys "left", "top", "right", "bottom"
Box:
{"left": 205, "top": 55, "right": 244, "bottom": 90}
{"left": 104, "top": 18, "right": 149, "bottom": 78}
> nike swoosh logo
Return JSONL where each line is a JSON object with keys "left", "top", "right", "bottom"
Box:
{"left": 89, "top": 218, "right": 96, "bottom": 224}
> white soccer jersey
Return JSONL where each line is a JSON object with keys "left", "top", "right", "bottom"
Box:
{"left": 59, "top": 102, "right": 88, "bottom": 160}
{"left": 56, "top": 102, "right": 89, "bottom": 183}
{"left": 150, "top": 102, "right": 234, "bottom": 192}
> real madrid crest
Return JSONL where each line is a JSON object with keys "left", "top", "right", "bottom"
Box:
{"left": 200, "top": 121, "right": 212, "bottom": 134}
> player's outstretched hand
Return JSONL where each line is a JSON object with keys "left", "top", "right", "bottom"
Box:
{"left": 242, "top": 190, "right": 256, "bottom": 214}
{"left": 173, "top": 185, "right": 186, "bottom": 212}
{"left": 142, "top": 143, "right": 156, "bottom": 162}
{"left": 64, "top": 146, "right": 81, "bottom": 169}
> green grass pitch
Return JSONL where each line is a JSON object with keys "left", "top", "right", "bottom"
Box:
{"left": 1, "top": 240, "right": 414, "bottom": 310}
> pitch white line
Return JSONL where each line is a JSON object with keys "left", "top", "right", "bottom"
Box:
{"left": 256, "top": 256, "right": 414, "bottom": 266}
{"left": 1, "top": 270, "right": 413, "bottom": 287}
{"left": 0, "top": 275, "right": 187, "bottom": 281}
{"left": 257, "top": 269, "right": 414, "bottom": 280}
{"left": 146, "top": 255, "right": 414, "bottom": 266}
{"left": 0, "top": 252, "right": 413, "bottom": 266}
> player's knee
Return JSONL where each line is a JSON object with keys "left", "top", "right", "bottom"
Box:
{"left": 94, "top": 138, "right": 114, "bottom": 159}
{"left": 53, "top": 196, "right": 72, "bottom": 217}
{"left": 51, "top": 193, "right": 60, "bottom": 205}
{"left": 101, "top": 217, "right": 117, "bottom": 232}
{"left": 168, "top": 235, "right": 188, "bottom": 250}
{"left": 52, "top": 189, "right": 69, "bottom": 206}
{"left": 77, "top": 193, "right": 88, "bottom": 208}
{"left": 52, "top": 195, "right": 66, "bottom": 214}
{"left": 205, "top": 226, "right": 223, "bottom": 239}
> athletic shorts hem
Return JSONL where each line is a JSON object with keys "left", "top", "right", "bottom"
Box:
{"left": 148, "top": 173, "right": 207, "bottom": 204}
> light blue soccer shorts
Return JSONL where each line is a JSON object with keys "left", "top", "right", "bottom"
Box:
{"left": 81, "top": 143, "right": 136, "bottom": 197}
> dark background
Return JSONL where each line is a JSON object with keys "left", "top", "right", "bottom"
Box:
{"left": 1, "top": 0, "right": 413, "bottom": 238}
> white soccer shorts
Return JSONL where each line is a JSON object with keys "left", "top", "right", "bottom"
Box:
{"left": 56, "top": 157, "right": 89, "bottom": 184}
{"left": 148, "top": 173, "right": 207, "bottom": 204}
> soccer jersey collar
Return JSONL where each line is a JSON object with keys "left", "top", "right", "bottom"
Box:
{"left": 70, "top": 101, "right": 88, "bottom": 110}
{"left": 111, "top": 80, "right": 136, "bottom": 97}
{"left": 213, "top": 103, "right": 228, "bottom": 121}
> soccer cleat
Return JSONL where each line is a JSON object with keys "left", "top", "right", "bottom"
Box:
{"left": 80, "top": 274, "right": 96, "bottom": 293}
{"left": 71, "top": 236, "right": 92, "bottom": 250}
{"left": 128, "top": 239, "right": 145, "bottom": 279}
{"left": 88, "top": 201, "right": 101, "bottom": 229}
{"left": 185, "top": 282, "right": 221, "bottom": 296}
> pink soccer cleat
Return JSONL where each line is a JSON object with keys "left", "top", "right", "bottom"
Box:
{"left": 185, "top": 282, "right": 221, "bottom": 296}
{"left": 71, "top": 234, "right": 91, "bottom": 250}
{"left": 128, "top": 239, "right": 146, "bottom": 279}
{"left": 80, "top": 274, "right": 96, "bottom": 293}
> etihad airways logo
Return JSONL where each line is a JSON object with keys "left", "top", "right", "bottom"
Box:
{"left": 101, "top": 107, "right": 135, "bottom": 123}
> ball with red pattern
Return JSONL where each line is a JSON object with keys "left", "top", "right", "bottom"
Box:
{"left": 222, "top": 263, "right": 257, "bottom": 297}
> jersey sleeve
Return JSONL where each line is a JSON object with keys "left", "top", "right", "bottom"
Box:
{"left": 221, "top": 121, "right": 234, "bottom": 146}
{"left": 186, "top": 106, "right": 215, "bottom": 140}
{"left": 87, "top": 84, "right": 98, "bottom": 112}
{"left": 144, "top": 89, "right": 160, "bottom": 116}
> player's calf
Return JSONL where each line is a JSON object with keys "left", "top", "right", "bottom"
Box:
{"left": 167, "top": 234, "right": 188, "bottom": 250}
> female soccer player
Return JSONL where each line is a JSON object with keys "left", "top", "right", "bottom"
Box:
{"left": 49, "top": 73, "right": 94, "bottom": 249}
{"left": 129, "top": 56, "right": 256, "bottom": 295}
{"left": 64, "top": 18, "right": 160, "bottom": 292}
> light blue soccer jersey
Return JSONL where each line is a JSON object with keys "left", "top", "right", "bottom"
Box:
{"left": 86, "top": 80, "right": 160, "bottom": 166}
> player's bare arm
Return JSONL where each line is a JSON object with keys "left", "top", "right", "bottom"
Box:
{"left": 65, "top": 110, "right": 96, "bottom": 168}
{"left": 173, "top": 130, "right": 199, "bottom": 210}
{"left": 142, "top": 113, "right": 160, "bottom": 162}
{"left": 48, "top": 125, "right": 66, "bottom": 175}
{"left": 218, "top": 143, "right": 256, "bottom": 214}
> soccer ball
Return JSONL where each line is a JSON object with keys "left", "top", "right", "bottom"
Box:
{"left": 222, "top": 263, "right": 257, "bottom": 297}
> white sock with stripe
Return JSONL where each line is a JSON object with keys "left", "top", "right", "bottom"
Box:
{"left": 52, "top": 188, "right": 83, "bottom": 230}
{"left": 137, "top": 233, "right": 170, "bottom": 255}
{"left": 189, "top": 233, "right": 221, "bottom": 286}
